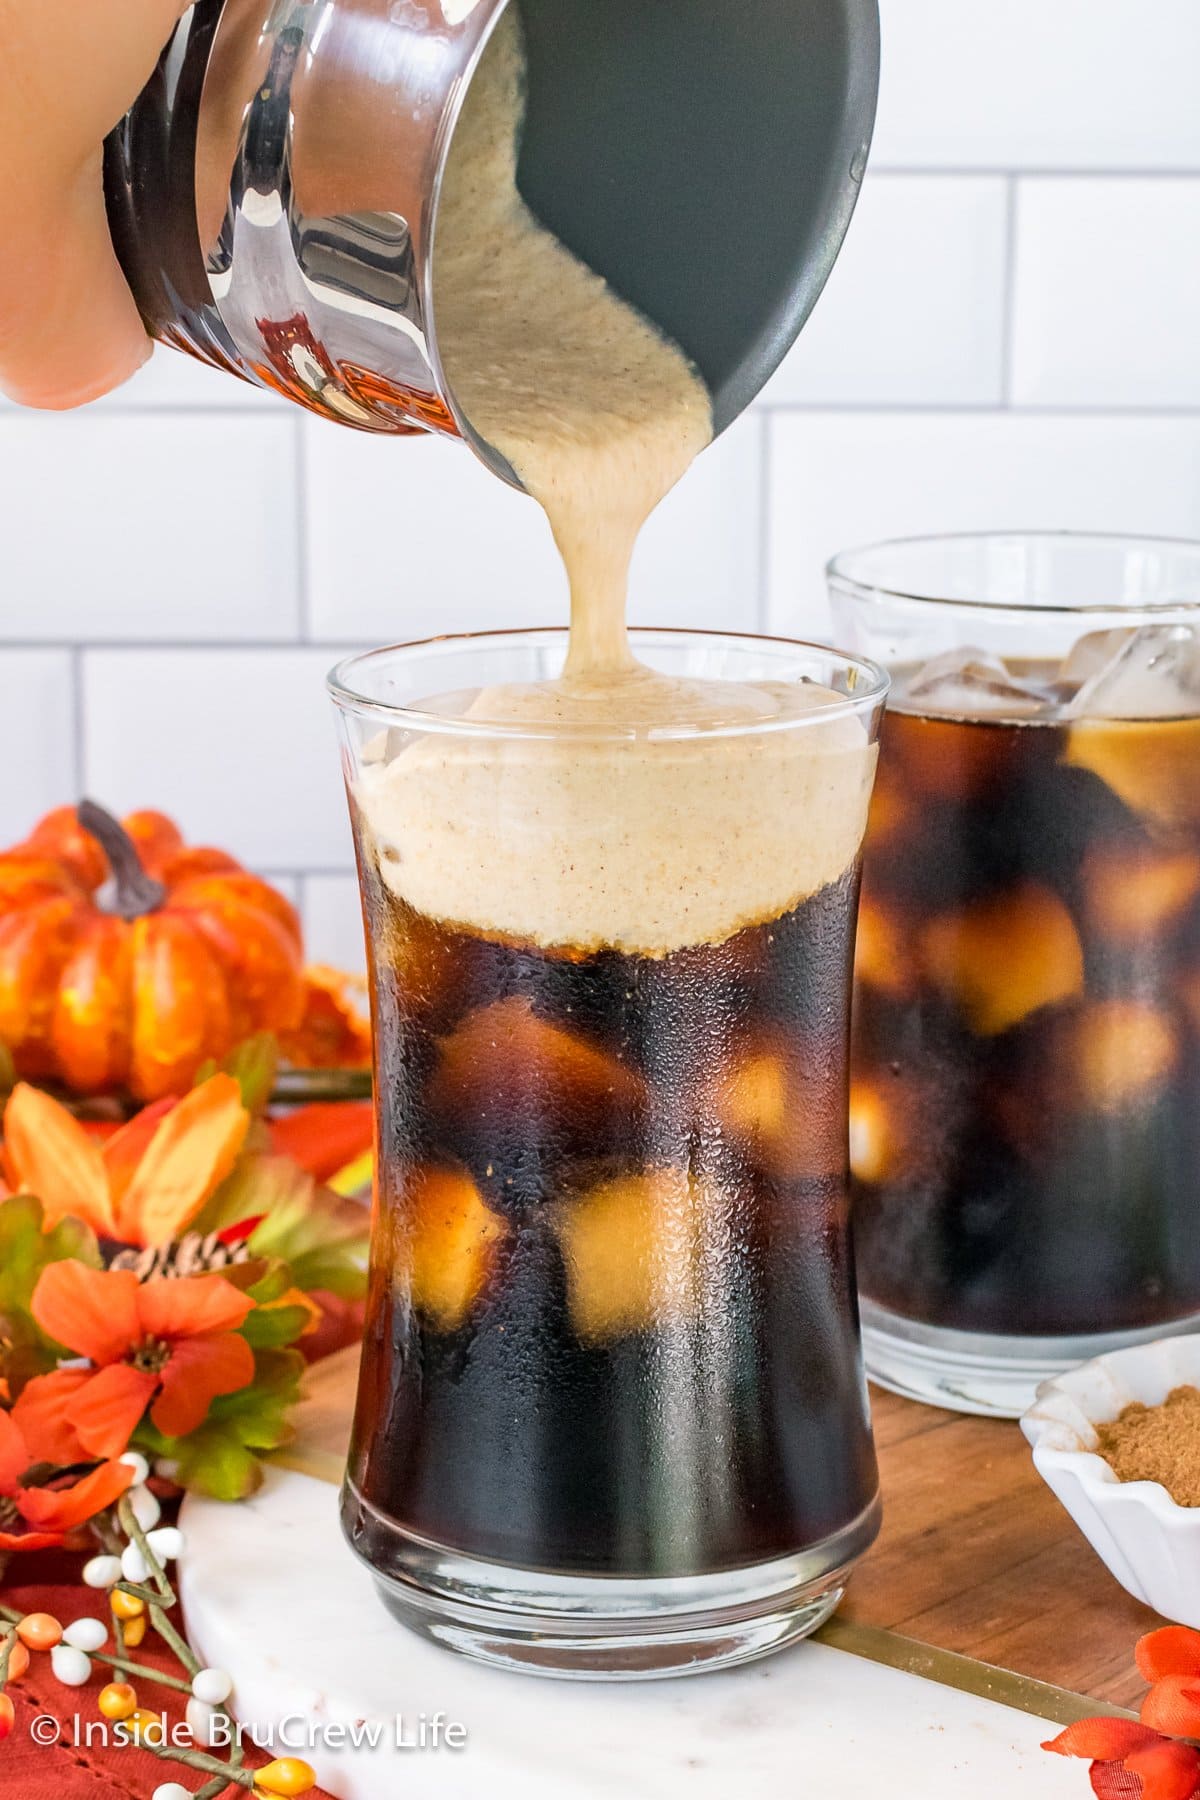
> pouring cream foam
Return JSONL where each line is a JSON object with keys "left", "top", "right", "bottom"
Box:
{"left": 355, "top": 9, "right": 876, "bottom": 955}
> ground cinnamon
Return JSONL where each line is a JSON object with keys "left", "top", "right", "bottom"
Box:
{"left": 1095, "top": 1385, "right": 1200, "bottom": 1507}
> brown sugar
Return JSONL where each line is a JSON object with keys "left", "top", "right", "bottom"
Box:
{"left": 1095, "top": 1384, "right": 1200, "bottom": 1507}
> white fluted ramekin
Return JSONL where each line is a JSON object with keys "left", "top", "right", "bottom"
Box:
{"left": 1021, "top": 1334, "right": 1200, "bottom": 1625}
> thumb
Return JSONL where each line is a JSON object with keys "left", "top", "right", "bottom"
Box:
{"left": 0, "top": 0, "right": 190, "bottom": 409}
{"left": 0, "top": 155, "right": 152, "bottom": 409}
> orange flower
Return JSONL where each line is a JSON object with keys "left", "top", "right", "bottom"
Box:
{"left": 2, "top": 1073, "right": 250, "bottom": 1246}
{"left": 18, "top": 1263, "right": 255, "bottom": 1459}
{"left": 0, "top": 1407, "right": 133, "bottom": 1552}
{"left": 281, "top": 965, "right": 372, "bottom": 1070}
{"left": 1046, "top": 1629, "right": 1200, "bottom": 1800}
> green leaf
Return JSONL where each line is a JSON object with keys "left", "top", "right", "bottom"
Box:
{"left": 244, "top": 1262, "right": 294, "bottom": 1306}
{"left": 198, "top": 1155, "right": 369, "bottom": 1301}
{"left": 0, "top": 1194, "right": 103, "bottom": 1391}
{"left": 135, "top": 1347, "right": 305, "bottom": 1502}
{"left": 222, "top": 1034, "right": 280, "bottom": 1116}
{"left": 240, "top": 1303, "right": 312, "bottom": 1350}
{"left": 0, "top": 1193, "right": 102, "bottom": 1317}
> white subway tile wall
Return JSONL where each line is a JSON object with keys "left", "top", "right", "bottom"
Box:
{"left": 1, "top": 0, "right": 1197, "bottom": 969}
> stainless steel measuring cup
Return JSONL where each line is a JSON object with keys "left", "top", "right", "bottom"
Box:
{"left": 106, "top": 0, "right": 880, "bottom": 484}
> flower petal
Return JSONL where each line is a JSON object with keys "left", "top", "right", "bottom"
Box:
{"left": 3, "top": 1082, "right": 115, "bottom": 1235}
{"left": 0, "top": 1528, "right": 65, "bottom": 1553}
{"left": 11, "top": 1368, "right": 93, "bottom": 1465}
{"left": 65, "top": 1363, "right": 159, "bottom": 1460}
{"left": 102, "top": 1097, "right": 176, "bottom": 1217}
{"left": 17, "top": 1457, "right": 135, "bottom": 1532}
{"left": 1125, "top": 1738, "right": 1200, "bottom": 1800}
{"left": 114, "top": 1073, "right": 251, "bottom": 1248}
{"left": 150, "top": 1332, "right": 255, "bottom": 1439}
{"left": 1089, "top": 1761, "right": 1144, "bottom": 1800}
{"left": 1137, "top": 1627, "right": 1200, "bottom": 1684}
{"left": 1143, "top": 1675, "right": 1200, "bottom": 1739}
{"left": 1044, "top": 1720, "right": 1162, "bottom": 1760}
{"left": 270, "top": 1101, "right": 374, "bottom": 1183}
{"left": 31, "top": 1262, "right": 139, "bottom": 1364}
{"left": 136, "top": 1272, "right": 254, "bottom": 1343}
{"left": 0, "top": 1407, "right": 30, "bottom": 1494}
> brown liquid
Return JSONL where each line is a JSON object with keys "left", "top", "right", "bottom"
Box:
{"left": 347, "top": 869, "right": 879, "bottom": 1575}
{"left": 853, "top": 661, "right": 1200, "bottom": 1336}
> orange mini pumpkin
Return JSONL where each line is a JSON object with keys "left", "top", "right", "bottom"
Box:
{"left": 0, "top": 802, "right": 305, "bottom": 1100}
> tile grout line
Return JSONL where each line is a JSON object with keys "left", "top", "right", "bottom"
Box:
{"left": 867, "top": 165, "right": 1200, "bottom": 181}
{"left": 999, "top": 175, "right": 1021, "bottom": 408}
{"left": 294, "top": 416, "right": 312, "bottom": 642}
{"left": 70, "top": 646, "right": 86, "bottom": 796}
{"left": 0, "top": 641, "right": 377, "bottom": 654}
{"left": 753, "top": 402, "right": 1200, "bottom": 418}
{"left": 755, "top": 409, "right": 772, "bottom": 633}
{"left": 259, "top": 867, "right": 356, "bottom": 880}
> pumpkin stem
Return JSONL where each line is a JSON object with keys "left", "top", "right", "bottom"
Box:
{"left": 77, "top": 800, "right": 168, "bottom": 919}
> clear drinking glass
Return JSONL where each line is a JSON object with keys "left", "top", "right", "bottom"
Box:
{"left": 329, "top": 627, "right": 888, "bottom": 1678}
{"left": 829, "top": 532, "right": 1200, "bottom": 1418}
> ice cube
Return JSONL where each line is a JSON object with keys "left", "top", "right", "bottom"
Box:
{"left": 401, "top": 1167, "right": 507, "bottom": 1329}
{"left": 554, "top": 1169, "right": 715, "bottom": 1342}
{"left": 848, "top": 1077, "right": 922, "bottom": 1186}
{"left": 1059, "top": 629, "right": 1137, "bottom": 689}
{"left": 1067, "top": 624, "right": 1200, "bottom": 720}
{"left": 918, "top": 882, "right": 1084, "bottom": 1036}
{"left": 1064, "top": 1000, "right": 1178, "bottom": 1116}
{"left": 715, "top": 1037, "right": 843, "bottom": 1180}
{"left": 1065, "top": 714, "right": 1200, "bottom": 830}
{"left": 1082, "top": 844, "right": 1200, "bottom": 942}
{"left": 428, "top": 997, "right": 645, "bottom": 1204}
{"left": 902, "top": 646, "right": 1055, "bottom": 720}
{"left": 854, "top": 896, "right": 915, "bottom": 1000}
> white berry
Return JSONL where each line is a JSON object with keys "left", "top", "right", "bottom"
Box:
{"left": 120, "top": 1451, "right": 151, "bottom": 1486}
{"left": 82, "top": 1555, "right": 122, "bottom": 1590}
{"left": 50, "top": 1644, "right": 92, "bottom": 1687}
{"left": 121, "top": 1543, "right": 150, "bottom": 1583}
{"left": 146, "top": 1526, "right": 185, "bottom": 1563}
{"left": 62, "top": 1618, "right": 108, "bottom": 1653}
{"left": 126, "top": 1485, "right": 162, "bottom": 1530}
{"left": 191, "top": 1666, "right": 233, "bottom": 1706}
{"left": 186, "top": 1696, "right": 218, "bottom": 1747}
{"left": 153, "top": 1786, "right": 193, "bottom": 1800}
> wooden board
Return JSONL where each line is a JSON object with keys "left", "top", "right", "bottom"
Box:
{"left": 847, "top": 1386, "right": 1164, "bottom": 1710}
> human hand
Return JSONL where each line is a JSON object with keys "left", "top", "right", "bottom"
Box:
{"left": 0, "top": 0, "right": 187, "bottom": 408}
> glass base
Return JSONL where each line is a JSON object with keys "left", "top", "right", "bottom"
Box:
{"left": 343, "top": 1481, "right": 881, "bottom": 1680}
{"left": 862, "top": 1298, "right": 1200, "bottom": 1419}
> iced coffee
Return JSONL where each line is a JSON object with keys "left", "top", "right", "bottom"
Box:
{"left": 831, "top": 533, "right": 1200, "bottom": 1415}
{"left": 332, "top": 3, "right": 887, "bottom": 1674}
{"left": 334, "top": 636, "right": 886, "bottom": 1671}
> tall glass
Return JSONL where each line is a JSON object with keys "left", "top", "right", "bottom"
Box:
{"left": 830, "top": 533, "right": 1200, "bottom": 1417}
{"left": 329, "top": 628, "right": 887, "bottom": 1678}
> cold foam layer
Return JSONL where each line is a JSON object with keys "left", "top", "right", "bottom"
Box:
{"left": 355, "top": 671, "right": 877, "bottom": 956}
{"left": 435, "top": 10, "right": 712, "bottom": 678}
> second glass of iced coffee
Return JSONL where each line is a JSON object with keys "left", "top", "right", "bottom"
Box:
{"left": 331, "top": 627, "right": 887, "bottom": 1678}
{"left": 831, "top": 532, "right": 1200, "bottom": 1418}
